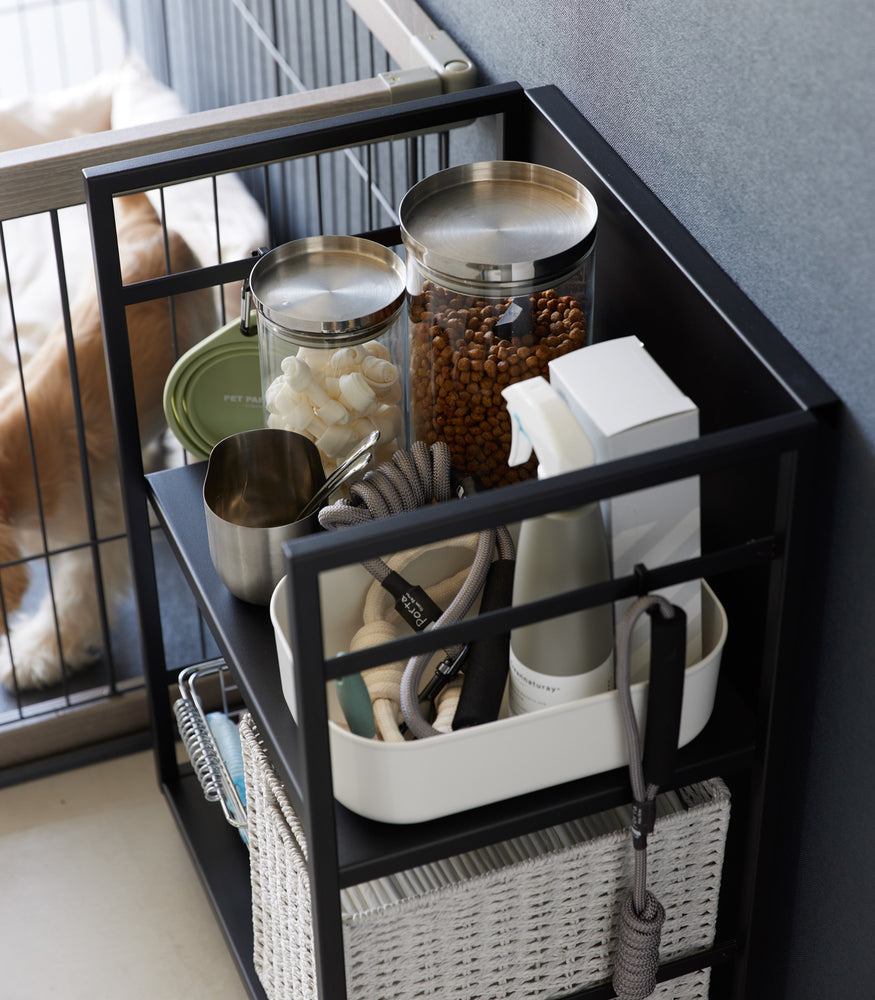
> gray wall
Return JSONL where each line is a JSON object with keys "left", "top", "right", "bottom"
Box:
{"left": 419, "top": 0, "right": 874, "bottom": 995}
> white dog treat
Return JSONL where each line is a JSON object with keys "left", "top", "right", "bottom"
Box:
{"left": 326, "top": 345, "right": 367, "bottom": 375}
{"left": 370, "top": 404, "right": 402, "bottom": 442}
{"left": 264, "top": 380, "right": 300, "bottom": 418}
{"left": 349, "top": 416, "right": 376, "bottom": 438}
{"left": 263, "top": 379, "right": 286, "bottom": 411}
{"left": 294, "top": 346, "right": 329, "bottom": 369}
{"left": 323, "top": 375, "right": 342, "bottom": 399}
{"left": 266, "top": 340, "right": 404, "bottom": 470}
{"left": 304, "top": 413, "right": 328, "bottom": 439}
{"left": 338, "top": 371, "right": 378, "bottom": 415}
{"left": 363, "top": 339, "right": 391, "bottom": 361}
{"left": 375, "top": 381, "right": 402, "bottom": 406}
{"left": 314, "top": 421, "right": 354, "bottom": 457}
{"left": 280, "top": 356, "right": 332, "bottom": 407}
{"left": 315, "top": 398, "right": 349, "bottom": 426}
{"left": 361, "top": 355, "right": 399, "bottom": 389}
{"left": 280, "top": 353, "right": 303, "bottom": 376}
{"left": 285, "top": 402, "right": 320, "bottom": 434}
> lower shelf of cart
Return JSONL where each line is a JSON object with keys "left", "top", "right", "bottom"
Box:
{"left": 163, "top": 767, "right": 741, "bottom": 1000}
{"left": 163, "top": 769, "right": 267, "bottom": 1000}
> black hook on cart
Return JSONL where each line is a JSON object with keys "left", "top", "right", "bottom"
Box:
{"left": 633, "top": 562, "right": 651, "bottom": 597}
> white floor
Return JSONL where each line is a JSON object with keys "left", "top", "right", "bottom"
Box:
{"left": 0, "top": 749, "right": 248, "bottom": 1000}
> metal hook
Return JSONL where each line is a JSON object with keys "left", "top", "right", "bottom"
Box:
{"left": 633, "top": 562, "right": 650, "bottom": 597}
{"left": 239, "top": 246, "right": 269, "bottom": 336}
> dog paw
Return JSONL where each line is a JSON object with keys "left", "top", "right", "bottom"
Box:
{"left": 0, "top": 622, "right": 101, "bottom": 692}
{"left": 1, "top": 631, "right": 63, "bottom": 691}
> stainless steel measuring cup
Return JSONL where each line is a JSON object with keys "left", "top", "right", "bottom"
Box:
{"left": 203, "top": 429, "right": 326, "bottom": 605}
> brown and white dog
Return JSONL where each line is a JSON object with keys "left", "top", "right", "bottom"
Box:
{"left": 0, "top": 193, "right": 216, "bottom": 690}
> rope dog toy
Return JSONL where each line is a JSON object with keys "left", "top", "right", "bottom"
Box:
{"left": 319, "top": 440, "right": 514, "bottom": 739}
{"left": 349, "top": 536, "right": 481, "bottom": 741}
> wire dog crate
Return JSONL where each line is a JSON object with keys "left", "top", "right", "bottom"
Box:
{"left": 0, "top": 0, "right": 473, "bottom": 769}
{"left": 84, "top": 82, "right": 837, "bottom": 999}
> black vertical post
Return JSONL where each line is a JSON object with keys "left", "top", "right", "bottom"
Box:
{"left": 284, "top": 538, "right": 348, "bottom": 1000}
{"left": 86, "top": 181, "right": 178, "bottom": 787}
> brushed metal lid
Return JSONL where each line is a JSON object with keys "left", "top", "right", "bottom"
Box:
{"left": 249, "top": 236, "right": 405, "bottom": 344}
{"left": 400, "top": 161, "right": 598, "bottom": 294}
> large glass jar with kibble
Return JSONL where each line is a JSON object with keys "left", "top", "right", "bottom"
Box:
{"left": 246, "top": 236, "right": 407, "bottom": 474}
{"left": 400, "top": 161, "right": 597, "bottom": 489}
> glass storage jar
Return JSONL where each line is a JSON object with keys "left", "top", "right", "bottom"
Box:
{"left": 400, "top": 161, "right": 597, "bottom": 489}
{"left": 246, "top": 236, "right": 407, "bottom": 474}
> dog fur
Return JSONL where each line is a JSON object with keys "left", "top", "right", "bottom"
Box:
{"left": 0, "top": 193, "right": 216, "bottom": 690}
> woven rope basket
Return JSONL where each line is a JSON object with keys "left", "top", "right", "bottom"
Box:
{"left": 239, "top": 713, "right": 729, "bottom": 1000}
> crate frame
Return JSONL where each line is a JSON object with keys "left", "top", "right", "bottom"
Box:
{"left": 84, "top": 82, "right": 838, "bottom": 1000}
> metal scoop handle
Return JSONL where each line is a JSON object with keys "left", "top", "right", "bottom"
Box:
{"left": 297, "top": 429, "right": 380, "bottom": 520}
{"left": 297, "top": 441, "right": 377, "bottom": 521}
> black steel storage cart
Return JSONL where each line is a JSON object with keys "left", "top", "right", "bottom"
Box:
{"left": 85, "top": 83, "right": 838, "bottom": 1000}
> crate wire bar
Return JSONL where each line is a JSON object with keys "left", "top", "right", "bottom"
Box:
{"left": 0, "top": 0, "right": 123, "bottom": 99}
{"left": 0, "top": 0, "right": 471, "bottom": 747}
{"left": 85, "top": 83, "right": 837, "bottom": 1000}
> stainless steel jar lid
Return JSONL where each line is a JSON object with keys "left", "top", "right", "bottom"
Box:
{"left": 248, "top": 236, "right": 405, "bottom": 345}
{"left": 399, "top": 161, "right": 598, "bottom": 295}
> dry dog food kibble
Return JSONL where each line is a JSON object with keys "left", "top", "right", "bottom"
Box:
{"left": 409, "top": 282, "right": 588, "bottom": 489}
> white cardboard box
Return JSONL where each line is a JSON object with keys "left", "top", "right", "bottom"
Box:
{"left": 549, "top": 335, "right": 702, "bottom": 675}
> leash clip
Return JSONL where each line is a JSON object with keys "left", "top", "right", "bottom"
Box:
{"left": 419, "top": 644, "right": 470, "bottom": 704}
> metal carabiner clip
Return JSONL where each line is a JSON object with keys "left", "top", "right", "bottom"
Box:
{"left": 418, "top": 644, "right": 471, "bottom": 710}
{"left": 399, "top": 645, "right": 470, "bottom": 735}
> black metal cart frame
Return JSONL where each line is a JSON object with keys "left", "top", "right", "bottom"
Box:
{"left": 85, "top": 82, "right": 838, "bottom": 1000}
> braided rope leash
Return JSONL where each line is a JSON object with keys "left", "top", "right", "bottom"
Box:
{"left": 611, "top": 593, "right": 678, "bottom": 1000}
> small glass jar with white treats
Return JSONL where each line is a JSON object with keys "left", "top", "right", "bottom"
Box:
{"left": 248, "top": 236, "right": 407, "bottom": 474}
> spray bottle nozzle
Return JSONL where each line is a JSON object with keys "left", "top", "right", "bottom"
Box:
{"left": 507, "top": 411, "right": 534, "bottom": 466}
{"left": 501, "top": 376, "right": 596, "bottom": 478}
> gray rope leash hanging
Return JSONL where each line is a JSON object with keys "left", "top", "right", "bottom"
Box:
{"left": 318, "top": 440, "right": 513, "bottom": 739}
{"left": 612, "top": 592, "right": 685, "bottom": 1000}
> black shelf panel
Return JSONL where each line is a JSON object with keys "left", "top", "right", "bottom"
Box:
{"left": 163, "top": 770, "right": 267, "bottom": 1000}
{"left": 149, "top": 462, "right": 756, "bottom": 888}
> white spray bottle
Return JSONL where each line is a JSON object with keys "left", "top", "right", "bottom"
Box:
{"left": 502, "top": 376, "right": 614, "bottom": 714}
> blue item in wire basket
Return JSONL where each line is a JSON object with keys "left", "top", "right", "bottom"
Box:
{"left": 206, "top": 712, "right": 247, "bottom": 812}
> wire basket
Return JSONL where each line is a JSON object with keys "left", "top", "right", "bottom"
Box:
{"left": 173, "top": 662, "right": 248, "bottom": 835}
{"left": 239, "top": 713, "right": 729, "bottom": 1000}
